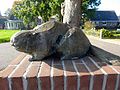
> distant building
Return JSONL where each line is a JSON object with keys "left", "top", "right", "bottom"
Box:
{"left": 90, "top": 11, "right": 119, "bottom": 30}
{"left": 5, "top": 20, "right": 24, "bottom": 30}
{"left": 0, "top": 16, "right": 7, "bottom": 29}
{"left": 0, "top": 13, "right": 24, "bottom": 30}
{"left": 4, "top": 15, "right": 24, "bottom": 30}
{"left": 118, "top": 16, "right": 120, "bottom": 21}
{"left": 118, "top": 16, "right": 120, "bottom": 28}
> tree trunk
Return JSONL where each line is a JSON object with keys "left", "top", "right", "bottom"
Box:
{"left": 63, "top": 0, "right": 81, "bottom": 27}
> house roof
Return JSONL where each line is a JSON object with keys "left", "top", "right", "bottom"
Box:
{"left": 90, "top": 11, "right": 119, "bottom": 22}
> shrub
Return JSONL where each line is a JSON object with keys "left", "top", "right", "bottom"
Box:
{"left": 83, "top": 29, "right": 100, "bottom": 37}
{"left": 102, "top": 29, "right": 114, "bottom": 38}
{"left": 84, "top": 21, "right": 95, "bottom": 30}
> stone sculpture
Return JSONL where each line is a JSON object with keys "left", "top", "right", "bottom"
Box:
{"left": 11, "top": 21, "right": 91, "bottom": 61}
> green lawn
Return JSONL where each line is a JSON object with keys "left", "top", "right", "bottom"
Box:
{"left": 0, "top": 30, "right": 20, "bottom": 43}
{"left": 113, "top": 34, "right": 120, "bottom": 37}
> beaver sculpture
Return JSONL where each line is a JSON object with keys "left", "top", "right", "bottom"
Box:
{"left": 10, "top": 21, "right": 91, "bottom": 61}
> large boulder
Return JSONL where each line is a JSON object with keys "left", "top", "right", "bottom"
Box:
{"left": 11, "top": 21, "right": 91, "bottom": 61}
{"left": 57, "top": 27, "right": 91, "bottom": 59}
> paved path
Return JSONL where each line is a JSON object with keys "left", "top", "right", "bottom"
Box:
{"left": 88, "top": 36, "right": 120, "bottom": 57}
{"left": 0, "top": 42, "right": 22, "bottom": 70}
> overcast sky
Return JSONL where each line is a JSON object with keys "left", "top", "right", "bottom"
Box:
{"left": 0, "top": 0, "right": 120, "bottom": 16}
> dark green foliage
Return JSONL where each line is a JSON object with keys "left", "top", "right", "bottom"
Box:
{"left": 102, "top": 30, "right": 120, "bottom": 38}
{"left": 4, "top": 8, "right": 16, "bottom": 20}
{"left": 102, "top": 29, "right": 114, "bottom": 38}
{"left": 12, "top": 0, "right": 101, "bottom": 28}
{"left": 82, "top": 0, "right": 101, "bottom": 21}
{"left": 12, "top": 0, "right": 64, "bottom": 28}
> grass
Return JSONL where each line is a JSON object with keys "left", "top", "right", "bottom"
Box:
{"left": 0, "top": 30, "right": 20, "bottom": 43}
{"left": 113, "top": 34, "right": 120, "bottom": 37}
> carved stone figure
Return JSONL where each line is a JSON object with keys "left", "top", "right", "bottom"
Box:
{"left": 57, "top": 27, "right": 90, "bottom": 59}
{"left": 11, "top": 21, "right": 91, "bottom": 61}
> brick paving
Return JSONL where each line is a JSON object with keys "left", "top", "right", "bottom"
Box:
{"left": 0, "top": 55, "right": 120, "bottom": 90}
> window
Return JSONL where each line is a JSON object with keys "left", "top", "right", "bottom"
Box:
{"left": 95, "top": 22, "right": 99, "bottom": 25}
{"left": 102, "top": 22, "right": 107, "bottom": 26}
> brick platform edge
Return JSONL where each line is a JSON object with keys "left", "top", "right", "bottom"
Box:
{"left": 0, "top": 54, "right": 120, "bottom": 90}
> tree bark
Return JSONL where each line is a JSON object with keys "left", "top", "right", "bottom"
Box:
{"left": 63, "top": 0, "right": 81, "bottom": 27}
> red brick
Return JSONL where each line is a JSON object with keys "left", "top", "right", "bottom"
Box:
{"left": 95, "top": 76, "right": 104, "bottom": 88}
{"left": 11, "top": 67, "right": 27, "bottom": 90}
{"left": 26, "top": 62, "right": 41, "bottom": 77}
{"left": 64, "top": 60, "right": 78, "bottom": 90}
{"left": 11, "top": 77, "right": 24, "bottom": 90}
{"left": 1, "top": 55, "right": 120, "bottom": 90}
{"left": 27, "top": 77, "right": 38, "bottom": 90}
{"left": 93, "top": 75, "right": 104, "bottom": 90}
{"left": 118, "top": 78, "right": 120, "bottom": 90}
{"left": 53, "top": 60, "right": 62, "bottom": 65}
{"left": 19, "top": 57, "right": 30, "bottom": 68}
{"left": 84, "top": 57, "right": 104, "bottom": 90}
{"left": 53, "top": 60, "right": 64, "bottom": 90}
{"left": 112, "top": 66, "right": 120, "bottom": 73}
{"left": 11, "top": 62, "right": 30, "bottom": 77}
{"left": 10, "top": 56, "right": 30, "bottom": 90}
{"left": 53, "top": 76, "right": 64, "bottom": 90}
{"left": 0, "top": 66, "right": 16, "bottom": 90}
{"left": 26, "top": 62, "right": 41, "bottom": 90}
{"left": 0, "top": 66, "right": 16, "bottom": 77}
{"left": 111, "top": 66, "right": 120, "bottom": 90}
{"left": 106, "top": 74, "right": 117, "bottom": 90}
{"left": 73, "top": 59, "right": 83, "bottom": 64}
{"left": 0, "top": 78, "right": 9, "bottom": 90}
{"left": 10, "top": 53, "right": 26, "bottom": 65}
{"left": 76, "top": 63, "right": 90, "bottom": 90}
{"left": 98, "top": 63, "right": 117, "bottom": 90}
{"left": 38, "top": 60, "right": 52, "bottom": 90}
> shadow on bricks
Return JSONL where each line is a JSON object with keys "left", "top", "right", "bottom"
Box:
{"left": 91, "top": 45, "right": 120, "bottom": 65}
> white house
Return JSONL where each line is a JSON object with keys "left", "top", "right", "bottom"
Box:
{"left": 5, "top": 20, "right": 24, "bottom": 30}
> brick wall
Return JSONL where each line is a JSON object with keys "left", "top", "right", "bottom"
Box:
{"left": 0, "top": 54, "right": 120, "bottom": 90}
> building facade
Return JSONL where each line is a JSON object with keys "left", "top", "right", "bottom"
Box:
{"left": 5, "top": 20, "right": 24, "bottom": 30}
{"left": 0, "top": 16, "right": 7, "bottom": 29}
{"left": 90, "top": 11, "right": 119, "bottom": 30}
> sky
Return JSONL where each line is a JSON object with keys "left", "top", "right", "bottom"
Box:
{"left": 0, "top": 0, "right": 120, "bottom": 16}
{"left": 98, "top": 0, "right": 120, "bottom": 16}
{"left": 0, "top": 0, "right": 15, "bottom": 15}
